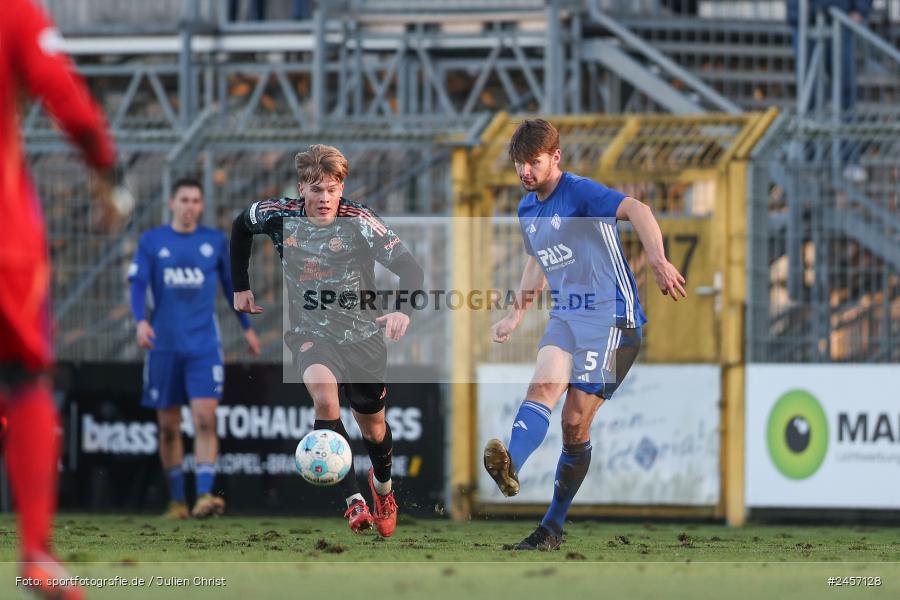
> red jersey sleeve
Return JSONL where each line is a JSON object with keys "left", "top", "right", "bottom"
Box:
{"left": 10, "top": 0, "right": 116, "bottom": 171}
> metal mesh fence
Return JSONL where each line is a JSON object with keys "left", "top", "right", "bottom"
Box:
{"left": 33, "top": 151, "right": 169, "bottom": 362}
{"left": 747, "top": 116, "right": 900, "bottom": 362}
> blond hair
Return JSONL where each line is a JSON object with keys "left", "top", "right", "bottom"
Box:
{"left": 294, "top": 144, "right": 349, "bottom": 184}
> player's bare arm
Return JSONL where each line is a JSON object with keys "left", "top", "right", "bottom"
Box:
{"left": 16, "top": 0, "right": 132, "bottom": 234}
{"left": 492, "top": 255, "right": 547, "bottom": 343}
{"left": 616, "top": 197, "right": 687, "bottom": 301}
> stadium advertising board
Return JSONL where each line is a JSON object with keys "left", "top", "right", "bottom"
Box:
{"left": 56, "top": 363, "right": 444, "bottom": 515}
{"left": 746, "top": 365, "right": 900, "bottom": 509}
{"left": 476, "top": 364, "right": 720, "bottom": 506}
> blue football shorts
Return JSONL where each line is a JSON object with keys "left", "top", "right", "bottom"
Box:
{"left": 141, "top": 349, "right": 224, "bottom": 409}
{"left": 538, "top": 314, "right": 642, "bottom": 399}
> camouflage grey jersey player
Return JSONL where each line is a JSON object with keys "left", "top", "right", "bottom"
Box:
{"left": 230, "top": 197, "right": 416, "bottom": 346}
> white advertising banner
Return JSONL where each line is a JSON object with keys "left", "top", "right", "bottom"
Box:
{"left": 476, "top": 364, "right": 721, "bottom": 506}
{"left": 746, "top": 364, "right": 900, "bottom": 509}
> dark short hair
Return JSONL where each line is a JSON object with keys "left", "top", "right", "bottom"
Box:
{"left": 171, "top": 177, "right": 203, "bottom": 197}
{"left": 508, "top": 118, "right": 560, "bottom": 163}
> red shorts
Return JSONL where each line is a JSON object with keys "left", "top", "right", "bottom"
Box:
{"left": 0, "top": 260, "right": 53, "bottom": 373}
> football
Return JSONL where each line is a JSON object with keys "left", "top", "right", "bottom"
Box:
{"left": 294, "top": 429, "right": 353, "bottom": 486}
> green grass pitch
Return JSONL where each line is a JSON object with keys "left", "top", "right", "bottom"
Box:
{"left": 2, "top": 514, "right": 899, "bottom": 599}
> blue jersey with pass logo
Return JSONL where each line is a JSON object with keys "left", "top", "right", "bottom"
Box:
{"left": 128, "top": 225, "right": 245, "bottom": 353}
{"left": 518, "top": 172, "right": 647, "bottom": 328}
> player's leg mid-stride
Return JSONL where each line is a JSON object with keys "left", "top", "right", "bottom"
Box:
{"left": 356, "top": 406, "right": 398, "bottom": 538}
{"left": 190, "top": 397, "right": 226, "bottom": 518}
{"left": 484, "top": 346, "right": 571, "bottom": 498}
{"left": 303, "top": 365, "right": 375, "bottom": 532}
{"left": 515, "top": 386, "right": 600, "bottom": 551}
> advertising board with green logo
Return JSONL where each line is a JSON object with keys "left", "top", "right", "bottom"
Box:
{"left": 746, "top": 365, "right": 900, "bottom": 508}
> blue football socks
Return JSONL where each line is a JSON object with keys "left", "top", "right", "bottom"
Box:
{"left": 541, "top": 441, "right": 592, "bottom": 537}
{"left": 195, "top": 463, "right": 216, "bottom": 497}
{"left": 166, "top": 466, "right": 186, "bottom": 503}
{"left": 507, "top": 400, "right": 552, "bottom": 473}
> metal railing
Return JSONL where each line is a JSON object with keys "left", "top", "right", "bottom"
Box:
{"left": 587, "top": 0, "right": 741, "bottom": 113}
{"left": 744, "top": 2, "right": 900, "bottom": 362}
{"left": 39, "top": 0, "right": 212, "bottom": 34}
{"left": 797, "top": 4, "right": 900, "bottom": 121}
{"left": 747, "top": 114, "right": 899, "bottom": 363}
{"left": 42, "top": 1, "right": 900, "bottom": 34}
{"left": 41, "top": 1, "right": 900, "bottom": 120}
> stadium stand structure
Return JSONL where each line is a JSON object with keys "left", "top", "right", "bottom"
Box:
{"left": 27, "top": 0, "right": 898, "bottom": 363}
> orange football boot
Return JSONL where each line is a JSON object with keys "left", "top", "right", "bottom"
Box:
{"left": 367, "top": 468, "right": 398, "bottom": 538}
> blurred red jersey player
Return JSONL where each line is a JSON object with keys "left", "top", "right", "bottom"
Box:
{"left": 1, "top": 1, "right": 118, "bottom": 598}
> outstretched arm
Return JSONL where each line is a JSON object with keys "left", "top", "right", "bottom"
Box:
{"left": 14, "top": 0, "right": 115, "bottom": 172}
{"left": 616, "top": 197, "right": 686, "bottom": 301}
{"left": 12, "top": 0, "right": 134, "bottom": 230}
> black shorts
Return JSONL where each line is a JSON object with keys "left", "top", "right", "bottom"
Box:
{"left": 291, "top": 334, "right": 387, "bottom": 415}
{"left": 0, "top": 362, "right": 44, "bottom": 390}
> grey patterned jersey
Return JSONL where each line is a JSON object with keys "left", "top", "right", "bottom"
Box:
{"left": 240, "top": 197, "right": 410, "bottom": 344}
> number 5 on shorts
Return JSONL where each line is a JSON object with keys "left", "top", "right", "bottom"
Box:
{"left": 584, "top": 351, "right": 599, "bottom": 371}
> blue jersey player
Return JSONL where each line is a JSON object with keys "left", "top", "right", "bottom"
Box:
{"left": 128, "top": 178, "right": 261, "bottom": 519}
{"left": 483, "top": 119, "right": 686, "bottom": 550}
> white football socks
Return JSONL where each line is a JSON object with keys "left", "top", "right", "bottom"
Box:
{"left": 346, "top": 493, "right": 365, "bottom": 508}
{"left": 373, "top": 476, "right": 392, "bottom": 496}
